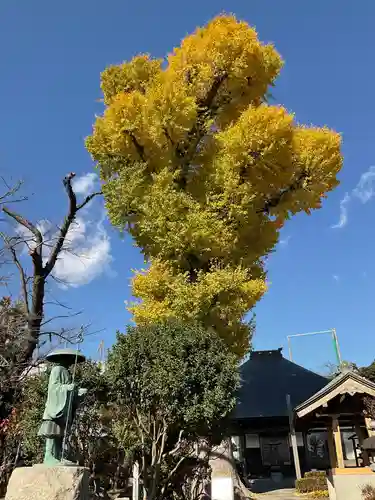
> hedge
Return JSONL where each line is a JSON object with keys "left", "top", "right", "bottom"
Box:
{"left": 310, "top": 491, "right": 329, "bottom": 498}
{"left": 296, "top": 472, "right": 327, "bottom": 494}
{"left": 305, "top": 471, "right": 326, "bottom": 479}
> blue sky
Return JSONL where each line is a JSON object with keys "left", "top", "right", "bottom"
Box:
{"left": 1, "top": 1, "right": 375, "bottom": 373}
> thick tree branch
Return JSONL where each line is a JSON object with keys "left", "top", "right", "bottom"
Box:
{"left": 8, "top": 246, "right": 29, "bottom": 315}
{"left": 2, "top": 207, "right": 42, "bottom": 245}
{"left": 125, "top": 131, "right": 145, "bottom": 162}
{"left": 175, "top": 72, "right": 228, "bottom": 187}
{"left": 2, "top": 206, "right": 44, "bottom": 277}
{"left": 167, "top": 430, "right": 184, "bottom": 456}
{"left": 44, "top": 172, "right": 101, "bottom": 276}
{"left": 257, "top": 170, "right": 308, "bottom": 215}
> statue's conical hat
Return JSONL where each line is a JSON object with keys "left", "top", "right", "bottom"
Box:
{"left": 46, "top": 348, "right": 86, "bottom": 365}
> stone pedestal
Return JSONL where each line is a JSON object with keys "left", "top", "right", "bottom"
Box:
{"left": 327, "top": 468, "right": 375, "bottom": 500}
{"left": 5, "top": 464, "right": 89, "bottom": 500}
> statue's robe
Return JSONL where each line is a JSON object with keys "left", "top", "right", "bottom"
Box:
{"left": 38, "top": 365, "right": 75, "bottom": 438}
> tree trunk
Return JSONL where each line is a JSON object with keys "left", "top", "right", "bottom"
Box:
{"left": 210, "top": 438, "right": 253, "bottom": 500}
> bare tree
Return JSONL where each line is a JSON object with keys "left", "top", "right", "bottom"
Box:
{"left": 0, "top": 178, "right": 27, "bottom": 208}
{"left": 0, "top": 173, "right": 101, "bottom": 408}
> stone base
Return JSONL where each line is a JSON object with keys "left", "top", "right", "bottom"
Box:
{"left": 327, "top": 468, "right": 375, "bottom": 500}
{"left": 5, "top": 464, "right": 89, "bottom": 500}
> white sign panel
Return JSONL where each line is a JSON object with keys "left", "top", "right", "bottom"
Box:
{"left": 245, "top": 433, "right": 260, "bottom": 448}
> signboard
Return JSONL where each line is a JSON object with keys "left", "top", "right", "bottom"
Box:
{"left": 245, "top": 433, "right": 260, "bottom": 449}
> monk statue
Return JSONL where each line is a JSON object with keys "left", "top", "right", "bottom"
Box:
{"left": 38, "top": 348, "right": 87, "bottom": 465}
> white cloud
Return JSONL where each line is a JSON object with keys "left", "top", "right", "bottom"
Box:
{"left": 53, "top": 213, "right": 113, "bottom": 288}
{"left": 279, "top": 236, "right": 290, "bottom": 247}
{"left": 332, "top": 274, "right": 340, "bottom": 282}
{"left": 332, "top": 165, "right": 375, "bottom": 229}
{"left": 72, "top": 173, "right": 98, "bottom": 197}
{"left": 331, "top": 193, "right": 350, "bottom": 229}
{"left": 14, "top": 173, "right": 113, "bottom": 288}
{"left": 353, "top": 166, "right": 375, "bottom": 203}
{"left": 15, "top": 219, "right": 54, "bottom": 253}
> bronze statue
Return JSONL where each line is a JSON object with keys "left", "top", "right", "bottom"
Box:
{"left": 38, "top": 348, "right": 87, "bottom": 465}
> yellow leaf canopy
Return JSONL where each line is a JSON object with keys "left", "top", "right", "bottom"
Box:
{"left": 86, "top": 15, "right": 342, "bottom": 357}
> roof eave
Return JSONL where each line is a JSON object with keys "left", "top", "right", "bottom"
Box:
{"left": 295, "top": 371, "right": 375, "bottom": 419}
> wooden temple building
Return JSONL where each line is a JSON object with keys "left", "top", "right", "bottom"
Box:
{"left": 229, "top": 348, "right": 375, "bottom": 485}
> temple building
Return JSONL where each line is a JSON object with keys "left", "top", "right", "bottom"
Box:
{"left": 229, "top": 348, "right": 375, "bottom": 498}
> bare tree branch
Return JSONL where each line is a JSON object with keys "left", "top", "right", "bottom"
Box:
{"left": 44, "top": 172, "right": 101, "bottom": 277}
{"left": 77, "top": 191, "right": 102, "bottom": 211}
{"left": 41, "top": 310, "right": 83, "bottom": 327}
{"left": 0, "top": 233, "right": 30, "bottom": 315}
{"left": 2, "top": 207, "right": 42, "bottom": 243}
{"left": 0, "top": 178, "right": 27, "bottom": 206}
{"left": 0, "top": 172, "right": 102, "bottom": 381}
{"left": 8, "top": 246, "right": 29, "bottom": 315}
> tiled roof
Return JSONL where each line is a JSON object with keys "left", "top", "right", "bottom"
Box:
{"left": 232, "top": 349, "right": 328, "bottom": 419}
{"left": 295, "top": 368, "right": 375, "bottom": 417}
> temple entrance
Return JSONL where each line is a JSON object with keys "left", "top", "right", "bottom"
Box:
{"left": 260, "top": 435, "right": 291, "bottom": 467}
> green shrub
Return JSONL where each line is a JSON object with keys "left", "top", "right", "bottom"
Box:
{"left": 305, "top": 471, "right": 326, "bottom": 479}
{"left": 296, "top": 475, "right": 327, "bottom": 494}
{"left": 310, "top": 491, "right": 329, "bottom": 498}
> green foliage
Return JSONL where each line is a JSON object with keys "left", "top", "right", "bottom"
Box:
{"left": 324, "top": 360, "right": 358, "bottom": 379}
{"left": 107, "top": 320, "right": 239, "bottom": 437}
{"left": 18, "top": 369, "right": 49, "bottom": 462}
{"left": 309, "top": 491, "right": 329, "bottom": 498}
{"left": 3, "top": 359, "right": 131, "bottom": 497}
{"left": 68, "top": 361, "right": 112, "bottom": 465}
{"left": 19, "top": 361, "right": 112, "bottom": 462}
{"left": 106, "top": 320, "right": 240, "bottom": 500}
{"left": 296, "top": 472, "right": 327, "bottom": 494}
{"left": 0, "top": 369, "right": 48, "bottom": 497}
{"left": 0, "top": 296, "right": 29, "bottom": 418}
{"left": 11, "top": 360, "right": 112, "bottom": 465}
{"left": 359, "top": 360, "right": 375, "bottom": 383}
{"left": 304, "top": 471, "right": 326, "bottom": 479}
{"left": 354, "top": 360, "right": 375, "bottom": 418}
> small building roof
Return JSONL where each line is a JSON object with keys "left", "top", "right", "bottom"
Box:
{"left": 233, "top": 349, "right": 328, "bottom": 420}
{"left": 295, "top": 369, "right": 375, "bottom": 418}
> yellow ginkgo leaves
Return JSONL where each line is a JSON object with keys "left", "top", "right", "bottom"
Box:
{"left": 86, "top": 14, "right": 343, "bottom": 357}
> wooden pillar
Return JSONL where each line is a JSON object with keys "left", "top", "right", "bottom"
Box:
{"left": 286, "top": 394, "right": 302, "bottom": 479}
{"left": 355, "top": 422, "right": 370, "bottom": 466}
{"left": 365, "top": 417, "right": 375, "bottom": 437}
{"left": 332, "top": 416, "right": 345, "bottom": 469}
{"left": 327, "top": 426, "right": 337, "bottom": 469}
{"left": 241, "top": 433, "right": 248, "bottom": 476}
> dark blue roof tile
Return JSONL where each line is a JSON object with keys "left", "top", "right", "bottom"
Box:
{"left": 233, "top": 349, "right": 328, "bottom": 419}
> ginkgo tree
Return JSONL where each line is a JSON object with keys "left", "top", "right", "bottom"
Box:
{"left": 86, "top": 15, "right": 343, "bottom": 356}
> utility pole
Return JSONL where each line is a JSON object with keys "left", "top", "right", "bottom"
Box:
{"left": 98, "top": 340, "right": 104, "bottom": 360}
{"left": 98, "top": 340, "right": 105, "bottom": 372}
{"left": 331, "top": 328, "right": 342, "bottom": 366}
{"left": 287, "top": 329, "right": 342, "bottom": 366}
{"left": 286, "top": 394, "right": 301, "bottom": 479}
